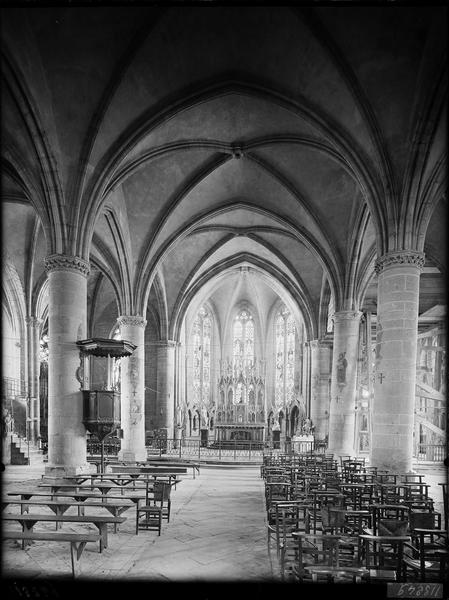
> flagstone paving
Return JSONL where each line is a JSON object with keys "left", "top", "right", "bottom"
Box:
{"left": 2, "top": 461, "right": 445, "bottom": 587}
{"left": 2, "top": 464, "right": 277, "bottom": 583}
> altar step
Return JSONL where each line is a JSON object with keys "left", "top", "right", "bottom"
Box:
{"left": 209, "top": 441, "right": 264, "bottom": 450}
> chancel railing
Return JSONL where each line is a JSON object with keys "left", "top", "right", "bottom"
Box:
{"left": 414, "top": 443, "right": 446, "bottom": 463}
{"left": 85, "top": 436, "right": 324, "bottom": 462}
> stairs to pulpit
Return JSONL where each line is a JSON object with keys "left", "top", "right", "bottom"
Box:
{"left": 9, "top": 433, "right": 45, "bottom": 466}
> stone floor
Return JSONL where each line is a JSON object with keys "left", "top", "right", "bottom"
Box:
{"left": 2, "top": 463, "right": 276, "bottom": 584}
{"left": 1, "top": 460, "right": 447, "bottom": 598}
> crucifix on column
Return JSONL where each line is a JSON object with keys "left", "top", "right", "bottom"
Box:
{"left": 371, "top": 373, "right": 386, "bottom": 384}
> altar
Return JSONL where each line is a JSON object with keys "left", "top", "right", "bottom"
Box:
{"left": 215, "top": 424, "right": 264, "bottom": 443}
{"left": 292, "top": 434, "right": 315, "bottom": 453}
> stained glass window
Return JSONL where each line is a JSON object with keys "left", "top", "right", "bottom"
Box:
{"left": 233, "top": 310, "right": 254, "bottom": 368}
{"left": 39, "top": 333, "right": 49, "bottom": 363}
{"left": 275, "top": 314, "right": 284, "bottom": 406}
{"left": 286, "top": 315, "right": 295, "bottom": 403}
{"left": 192, "top": 307, "right": 211, "bottom": 405}
{"left": 231, "top": 309, "right": 255, "bottom": 405}
{"left": 275, "top": 306, "right": 296, "bottom": 407}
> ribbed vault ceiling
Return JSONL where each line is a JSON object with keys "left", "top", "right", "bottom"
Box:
{"left": 1, "top": 5, "right": 446, "bottom": 338}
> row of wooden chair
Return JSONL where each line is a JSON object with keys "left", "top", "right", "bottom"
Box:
{"left": 273, "top": 501, "right": 447, "bottom": 583}
{"left": 262, "top": 453, "right": 448, "bottom": 584}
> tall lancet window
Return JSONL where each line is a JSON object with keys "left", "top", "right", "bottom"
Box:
{"left": 193, "top": 307, "right": 211, "bottom": 405}
{"left": 233, "top": 310, "right": 254, "bottom": 368}
{"left": 275, "top": 306, "right": 296, "bottom": 407}
{"left": 232, "top": 310, "right": 254, "bottom": 404}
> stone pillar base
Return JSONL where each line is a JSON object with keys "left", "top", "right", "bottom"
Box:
{"left": 3, "top": 438, "right": 11, "bottom": 464}
{"left": 45, "top": 463, "right": 94, "bottom": 477}
{"left": 329, "top": 449, "right": 354, "bottom": 460}
{"left": 118, "top": 449, "right": 148, "bottom": 463}
{"left": 118, "top": 450, "right": 136, "bottom": 463}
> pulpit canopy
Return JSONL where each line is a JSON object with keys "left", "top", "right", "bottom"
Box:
{"left": 76, "top": 337, "right": 136, "bottom": 357}
{"left": 76, "top": 338, "right": 136, "bottom": 441}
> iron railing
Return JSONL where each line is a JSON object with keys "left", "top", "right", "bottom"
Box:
{"left": 86, "top": 437, "right": 328, "bottom": 461}
{"left": 414, "top": 443, "right": 446, "bottom": 462}
{"left": 2, "top": 376, "right": 27, "bottom": 398}
{"left": 87, "top": 438, "right": 121, "bottom": 456}
{"left": 87, "top": 438, "right": 447, "bottom": 462}
{"left": 83, "top": 437, "right": 448, "bottom": 463}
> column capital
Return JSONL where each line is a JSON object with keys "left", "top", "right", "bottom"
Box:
{"left": 25, "top": 316, "right": 43, "bottom": 328}
{"left": 332, "top": 310, "right": 363, "bottom": 324}
{"left": 44, "top": 254, "right": 90, "bottom": 277}
{"left": 150, "top": 339, "right": 179, "bottom": 348}
{"left": 375, "top": 250, "right": 425, "bottom": 274}
{"left": 117, "top": 315, "right": 147, "bottom": 329}
{"left": 309, "top": 338, "right": 332, "bottom": 350}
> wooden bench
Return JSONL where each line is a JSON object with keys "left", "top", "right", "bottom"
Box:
{"left": 2, "top": 513, "right": 126, "bottom": 552}
{"left": 52, "top": 473, "right": 182, "bottom": 492}
{"left": 87, "top": 475, "right": 149, "bottom": 488}
{"left": 7, "top": 491, "right": 145, "bottom": 523}
{"left": 141, "top": 461, "right": 200, "bottom": 478}
{"left": 91, "top": 473, "right": 182, "bottom": 490}
{"left": 44, "top": 474, "right": 150, "bottom": 488}
{"left": 112, "top": 465, "right": 188, "bottom": 476}
{"left": 93, "top": 472, "right": 181, "bottom": 482}
{"left": 8, "top": 489, "right": 145, "bottom": 503}
{"left": 3, "top": 498, "right": 134, "bottom": 531}
{"left": 2, "top": 512, "right": 126, "bottom": 552}
{"left": 38, "top": 481, "right": 151, "bottom": 497}
{"left": 105, "top": 471, "right": 183, "bottom": 490}
{"left": 2, "top": 530, "right": 101, "bottom": 578}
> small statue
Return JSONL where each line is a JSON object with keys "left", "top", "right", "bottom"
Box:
{"left": 302, "top": 417, "right": 312, "bottom": 435}
{"left": 2, "top": 408, "right": 13, "bottom": 438}
{"left": 176, "top": 405, "right": 183, "bottom": 428}
{"left": 337, "top": 352, "right": 347, "bottom": 385}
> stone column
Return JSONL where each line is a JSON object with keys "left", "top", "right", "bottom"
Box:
{"left": 156, "top": 340, "right": 176, "bottom": 439}
{"left": 370, "top": 251, "right": 425, "bottom": 472}
{"left": 174, "top": 342, "right": 184, "bottom": 448}
{"left": 117, "top": 316, "right": 147, "bottom": 463}
{"left": 25, "top": 316, "right": 42, "bottom": 443}
{"left": 309, "top": 339, "right": 331, "bottom": 440}
{"left": 302, "top": 341, "right": 311, "bottom": 414}
{"left": 44, "top": 254, "right": 90, "bottom": 476}
{"left": 328, "top": 310, "right": 362, "bottom": 457}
